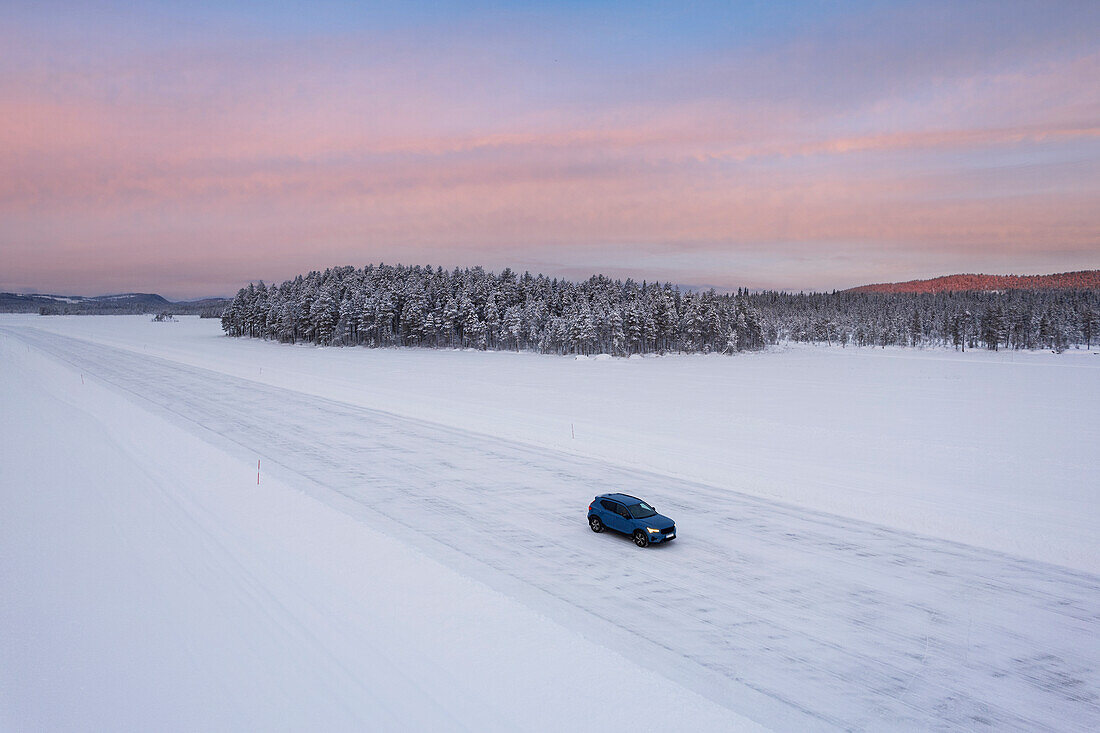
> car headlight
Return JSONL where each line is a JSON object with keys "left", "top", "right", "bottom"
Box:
{"left": 646, "top": 527, "right": 661, "bottom": 533}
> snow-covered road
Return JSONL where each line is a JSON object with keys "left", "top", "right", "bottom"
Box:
{"left": 4, "top": 322, "right": 1099, "bottom": 730}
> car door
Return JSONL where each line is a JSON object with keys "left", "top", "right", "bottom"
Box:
{"left": 601, "top": 500, "right": 631, "bottom": 534}
{"left": 597, "top": 500, "right": 618, "bottom": 529}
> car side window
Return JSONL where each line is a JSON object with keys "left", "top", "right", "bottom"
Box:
{"left": 600, "top": 500, "right": 616, "bottom": 512}
{"left": 617, "top": 505, "right": 630, "bottom": 518}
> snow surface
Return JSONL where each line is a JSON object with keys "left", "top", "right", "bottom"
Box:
{"left": 0, "top": 320, "right": 753, "bottom": 731}
{"left": 2, "top": 315, "right": 1098, "bottom": 730}
{"left": 14, "top": 314, "right": 1100, "bottom": 571}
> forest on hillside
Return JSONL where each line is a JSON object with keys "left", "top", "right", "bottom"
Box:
{"left": 1, "top": 292, "right": 229, "bottom": 316}
{"left": 220, "top": 264, "right": 1100, "bottom": 355}
{"left": 847, "top": 270, "right": 1100, "bottom": 294}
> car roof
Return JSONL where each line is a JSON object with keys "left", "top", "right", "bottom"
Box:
{"left": 596, "top": 492, "right": 644, "bottom": 504}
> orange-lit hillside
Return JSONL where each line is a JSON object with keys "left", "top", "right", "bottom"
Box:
{"left": 846, "top": 270, "right": 1100, "bottom": 294}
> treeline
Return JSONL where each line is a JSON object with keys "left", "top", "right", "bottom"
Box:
{"left": 36, "top": 303, "right": 225, "bottom": 317}
{"left": 750, "top": 289, "right": 1100, "bottom": 351}
{"left": 222, "top": 264, "right": 1100, "bottom": 354}
{"left": 220, "top": 264, "right": 767, "bottom": 355}
{"left": 0, "top": 292, "right": 229, "bottom": 316}
{"left": 36, "top": 302, "right": 227, "bottom": 316}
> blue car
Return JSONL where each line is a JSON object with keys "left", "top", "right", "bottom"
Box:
{"left": 588, "top": 493, "right": 676, "bottom": 547}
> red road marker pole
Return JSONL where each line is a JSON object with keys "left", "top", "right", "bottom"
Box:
{"left": 257, "top": 459, "right": 260, "bottom": 485}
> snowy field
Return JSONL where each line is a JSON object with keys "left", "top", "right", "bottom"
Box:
{"left": 2, "top": 314, "right": 1098, "bottom": 731}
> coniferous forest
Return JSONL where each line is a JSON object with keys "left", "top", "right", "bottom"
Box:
{"left": 751, "top": 288, "right": 1100, "bottom": 352}
{"left": 220, "top": 264, "right": 1100, "bottom": 355}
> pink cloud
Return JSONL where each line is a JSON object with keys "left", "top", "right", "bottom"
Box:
{"left": 1, "top": 17, "right": 1098, "bottom": 296}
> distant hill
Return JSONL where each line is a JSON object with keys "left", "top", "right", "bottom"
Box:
{"left": 845, "top": 270, "right": 1100, "bottom": 294}
{"left": 0, "top": 292, "right": 229, "bottom": 315}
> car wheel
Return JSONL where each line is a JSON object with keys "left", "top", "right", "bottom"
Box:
{"left": 589, "top": 516, "right": 604, "bottom": 533}
{"left": 633, "top": 530, "right": 649, "bottom": 548}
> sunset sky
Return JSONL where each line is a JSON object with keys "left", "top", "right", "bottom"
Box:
{"left": 2, "top": 1, "right": 1098, "bottom": 299}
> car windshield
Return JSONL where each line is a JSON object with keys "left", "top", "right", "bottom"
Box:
{"left": 627, "top": 502, "right": 657, "bottom": 519}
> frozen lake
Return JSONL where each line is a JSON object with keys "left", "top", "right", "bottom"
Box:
{"left": 2, "top": 315, "right": 1098, "bottom": 730}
